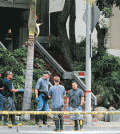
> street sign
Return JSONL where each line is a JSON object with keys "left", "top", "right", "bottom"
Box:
{"left": 82, "top": 3, "right": 100, "bottom": 33}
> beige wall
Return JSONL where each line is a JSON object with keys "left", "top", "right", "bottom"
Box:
{"left": 109, "top": 5, "right": 120, "bottom": 49}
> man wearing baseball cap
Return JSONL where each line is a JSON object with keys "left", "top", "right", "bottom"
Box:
{"left": 35, "top": 70, "right": 52, "bottom": 127}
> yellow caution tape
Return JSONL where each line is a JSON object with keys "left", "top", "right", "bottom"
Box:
{"left": 0, "top": 111, "right": 119, "bottom": 115}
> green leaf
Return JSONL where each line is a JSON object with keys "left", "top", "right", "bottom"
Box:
{"left": 109, "top": 93, "right": 113, "bottom": 102}
{"left": 113, "top": 93, "right": 120, "bottom": 99}
{"left": 108, "top": 87, "right": 115, "bottom": 93}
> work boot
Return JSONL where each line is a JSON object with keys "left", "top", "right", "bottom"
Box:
{"left": 72, "top": 120, "right": 78, "bottom": 131}
{"left": 60, "top": 119, "right": 64, "bottom": 131}
{"left": 79, "top": 119, "right": 83, "bottom": 131}
{"left": 11, "top": 114, "right": 21, "bottom": 126}
{"left": 4, "top": 115, "right": 9, "bottom": 126}
{"left": 38, "top": 121, "right": 43, "bottom": 127}
{"left": 53, "top": 120, "right": 59, "bottom": 132}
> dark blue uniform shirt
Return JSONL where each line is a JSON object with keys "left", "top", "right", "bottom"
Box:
{"left": 68, "top": 88, "right": 84, "bottom": 108}
{"left": 3, "top": 78, "right": 13, "bottom": 98}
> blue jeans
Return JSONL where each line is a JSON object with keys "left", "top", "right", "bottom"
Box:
{"left": 0, "top": 93, "right": 3, "bottom": 111}
{"left": 52, "top": 105, "right": 64, "bottom": 121}
{"left": 36, "top": 94, "right": 49, "bottom": 111}
{"left": 69, "top": 107, "right": 83, "bottom": 120}
{"left": 5, "top": 97, "right": 16, "bottom": 111}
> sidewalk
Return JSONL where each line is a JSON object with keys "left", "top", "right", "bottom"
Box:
{"left": 0, "top": 124, "right": 120, "bottom": 134}
{"left": 48, "top": 118, "right": 120, "bottom": 126}
{"left": 92, "top": 121, "right": 120, "bottom": 127}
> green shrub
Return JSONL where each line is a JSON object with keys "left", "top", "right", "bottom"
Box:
{"left": 73, "top": 46, "right": 120, "bottom": 109}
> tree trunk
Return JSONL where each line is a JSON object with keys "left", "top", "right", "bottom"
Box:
{"left": 95, "top": 22, "right": 107, "bottom": 54}
{"left": 22, "top": 0, "right": 36, "bottom": 114}
{"left": 22, "top": 36, "right": 34, "bottom": 111}
{"left": 69, "top": 0, "right": 76, "bottom": 60}
{"left": 58, "top": 0, "right": 76, "bottom": 71}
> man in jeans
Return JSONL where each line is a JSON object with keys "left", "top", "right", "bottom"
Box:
{"left": 66, "top": 81, "right": 84, "bottom": 131}
{"left": 3, "top": 71, "right": 24, "bottom": 126}
{"left": 35, "top": 70, "right": 52, "bottom": 126}
{"left": 48, "top": 76, "right": 66, "bottom": 132}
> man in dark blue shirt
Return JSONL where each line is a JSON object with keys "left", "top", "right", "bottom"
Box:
{"left": 3, "top": 71, "right": 24, "bottom": 126}
{"left": 48, "top": 76, "right": 66, "bottom": 132}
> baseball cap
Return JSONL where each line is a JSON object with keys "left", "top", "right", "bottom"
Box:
{"left": 43, "top": 70, "right": 52, "bottom": 75}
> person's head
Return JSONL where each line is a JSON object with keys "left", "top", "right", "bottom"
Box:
{"left": 6, "top": 71, "right": 13, "bottom": 80}
{"left": 72, "top": 81, "right": 78, "bottom": 90}
{"left": 43, "top": 70, "right": 52, "bottom": 79}
{"left": 54, "top": 76, "right": 60, "bottom": 84}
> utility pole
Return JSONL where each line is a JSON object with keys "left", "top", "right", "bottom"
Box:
{"left": 85, "top": 0, "right": 92, "bottom": 125}
{"left": 83, "top": 0, "right": 99, "bottom": 125}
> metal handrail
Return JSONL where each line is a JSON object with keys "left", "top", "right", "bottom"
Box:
{"left": 0, "top": 41, "right": 6, "bottom": 49}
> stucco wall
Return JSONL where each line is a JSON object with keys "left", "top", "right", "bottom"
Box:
{"left": 109, "top": 5, "right": 120, "bottom": 49}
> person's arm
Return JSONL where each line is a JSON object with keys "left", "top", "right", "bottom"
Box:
{"left": 66, "top": 97, "right": 69, "bottom": 106}
{"left": 0, "top": 87, "right": 3, "bottom": 90}
{"left": 66, "top": 91, "right": 70, "bottom": 106}
{"left": 63, "top": 87, "right": 66, "bottom": 97}
{"left": 35, "top": 89, "right": 38, "bottom": 98}
{"left": 48, "top": 96, "right": 51, "bottom": 98}
{"left": 10, "top": 89, "right": 19, "bottom": 92}
{"left": 48, "top": 88, "right": 52, "bottom": 98}
{"left": 35, "top": 79, "right": 41, "bottom": 98}
{"left": 63, "top": 95, "right": 66, "bottom": 97}
{"left": 81, "top": 97, "right": 84, "bottom": 106}
{"left": 10, "top": 86, "right": 24, "bottom": 93}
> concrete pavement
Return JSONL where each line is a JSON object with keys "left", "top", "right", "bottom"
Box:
{"left": 0, "top": 121, "right": 120, "bottom": 134}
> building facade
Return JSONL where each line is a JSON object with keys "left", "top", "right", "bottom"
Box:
{"left": 1, "top": 0, "right": 120, "bottom": 53}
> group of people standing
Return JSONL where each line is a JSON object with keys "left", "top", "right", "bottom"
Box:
{"left": 0, "top": 70, "right": 84, "bottom": 131}
{"left": 35, "top": 70, "right": 84, "bottom": 131}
